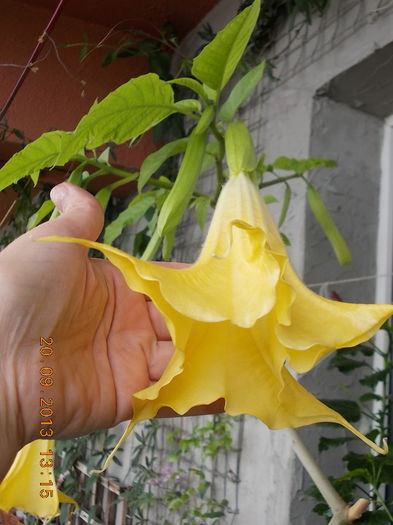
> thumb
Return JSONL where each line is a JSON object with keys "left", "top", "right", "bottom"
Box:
{"left": 46, "top": 182, "right": 104, "bottom": 240}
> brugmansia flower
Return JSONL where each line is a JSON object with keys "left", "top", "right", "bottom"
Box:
{"left": 0, "top": 440, "right": 76, "bottom": 517}
{"left": 44, "top": 172, "right": 392, "bottom": 468}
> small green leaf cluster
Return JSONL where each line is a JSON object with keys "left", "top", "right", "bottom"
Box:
{"left": 167, "top": 415, "right": 232, "bottom": 463}
{"left": 307, "top": 324, "right": 393, "bottom": 522}
{"left": 237, "top": 0, "right": 331, "bottom": 73}
{"left": 116, "top": 417, "right": 232, "bottom": 524}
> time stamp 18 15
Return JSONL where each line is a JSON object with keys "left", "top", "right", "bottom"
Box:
{"left": 39, "top": 336, "right": 55, "bottom": 500}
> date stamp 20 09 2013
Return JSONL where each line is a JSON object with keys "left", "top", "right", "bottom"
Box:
{"left": 39, "top": 336, "right": 55, "bottom": 499}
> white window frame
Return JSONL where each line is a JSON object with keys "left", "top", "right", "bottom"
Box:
{"left": 376, "top": 116, "right": 393, "bottom": 307}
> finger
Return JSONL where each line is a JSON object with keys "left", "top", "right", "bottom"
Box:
{"left": 33, "top": 182, "right": 104, "bottom": 241}
{"left": 147, "top": 301, "right": 171, "bottom": 340}
{"left": 149, "top": 340, "right": 174, "bottom": 380}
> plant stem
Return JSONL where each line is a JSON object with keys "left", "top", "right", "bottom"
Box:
{"left": 259, "top": 173, "right": 300, "bottom": 189}
{"left": 288, "top": 429, "right": 373, "bottom": 524}
{"left": 287, "top": 428, "right": 347, "bottom": 518}
{"left": 141, "top": 228, "right": 162, "bottom": 261}
{"left": 148, "top": 177, "right": 210, "bottom": 200}
{"left": 374, "top": 484, "right": 393, "bottom": 522}
{"left": 71, "top": 156, "right": 138, "bottom": 179}
{"left": 210, "top": 123, "right": 225, "bottom": 206}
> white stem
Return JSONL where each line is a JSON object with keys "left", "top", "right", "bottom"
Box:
{"left": 287, "top": 428, "right": 347, "bottom": 519}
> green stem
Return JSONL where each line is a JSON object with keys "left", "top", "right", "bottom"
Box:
{"left": 71, "top": 155, "right": 138, "bottom": 179}
{"left": 148, "top": 177, "right": 210, "bottom": 200}
{"left": 210, "top": 122, "right": 225, "bottom": 206}
{"left": 107, "top": 173, "right": 139, "bottom": 191}
{"left": 259, "top": 173, "right": 300, "bottom": 189}
{"left": 82, "top": 168, "right": 110, "bottom": 186}
{"left": 141, "top": 228, "right": 162, "bottom": 261}
{"left": 374, "top": 486, "right": 393, "bottom": 522}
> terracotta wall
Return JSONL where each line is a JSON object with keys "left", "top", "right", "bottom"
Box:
{"left": 0, "top": 0, "right": 151, "bottom": 167}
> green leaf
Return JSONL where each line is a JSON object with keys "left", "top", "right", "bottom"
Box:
{"left": 157, "top": 129, "right": 207, "bottom": 236}
{"left": 67, "top": 162, "right": 86, "bottom": 187}
{"left": 139, "top": 138, "right": 189, "bottom": 192}
{"left": 337, "top": 468, "right": 370, "bottom": 483}
{"left": 320, "top": 399, "right": 361, "bottom": 422}
{"left": 0, "top": 130, "right": 83, "bottom": 190}
{"left": 359, "top": 392, "right": 381, "bottom": 403}
{"left": 79, "top": 46, "right": 88, "bottom": 62}
{"left": 225, "top": 121, "right": 257, "bottom": 175}
{"left": 75, "top": 73, "right": 176, "bottom": 149}
{"left": 355, "top": 511, "right": 393, "bottom": 524}
{"left": 360, "top": 368, "right": 390, "bottom": 388}
{"left": 273, "top": 156, "right": 337, "bottom": 174}
{"left": 200, "top": 140, "right": 219, "bottom": 174}
{"left": 195, "top": 105, "right": 215, "bottom": 134}
{"left": 191, "top": 0, "right": 261, "bottom": 91}
{"left": 203, "top": 84, "right": 217, "bottom": 102}
{"left": 264, "top": 195, "right": 278, "bottom": 204}
{"left": 173, "top": 99, "right": 201, "bottom": 115}
{"left": 307, "top": 184, "right": 352, "bottom": 265}
{"left": 318, "top": 436, "right": 354, "bottom": 453}
{"left": 103, "top": 192, "right": 156, "bottom": 244}
{"left": 95, "top": 187, "right": 112, "bottom": 212}
{"left": 193, "top": 196, "right": 210, "bottom": 230}
{"left": 102, "top": 49, "right": 118, "bottom": 67}
{"left": 27, "top": 199, "right": 55, "bottom": 230}
{"left": 278, "top": 185, "right": 291, "bottom": 227}
{"left": 169, "top": 78, "right": 209, "bottom": 104}
{"left": 280, "top": 232, "right": 291, "bottom": 246}
{"left": 328, "top": 353, "right": 368, "bottom": 374}
{"left": 162, "top": 227, "right": 175, "bottom": 261}
{"left": 256, "top": 153, "right": 267, "bottom": 173}
{"left": 97, "top": 147, "right": 111, "bottom": 164}
{"left": 219, "top": 61, "right": 265, "bottom": 122}
{"left": 10, "top": 128, "right": 24, "bottom": 140}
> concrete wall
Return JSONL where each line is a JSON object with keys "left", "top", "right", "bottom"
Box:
{"left": 174, "top": 0, "right": 393, "bottom": 523}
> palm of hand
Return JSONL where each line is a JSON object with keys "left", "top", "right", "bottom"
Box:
{"left": 0, "top": 184, "right": 173, "bottom": 448}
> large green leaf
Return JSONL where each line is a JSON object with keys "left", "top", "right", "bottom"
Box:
{"left": 219, "top": 61, "right": 265, "bottom": 122}
{"left": 0, "top": 130, "right": 83, "bottom": 191}
{"left": 157, "top": 129, "right": 207, "bottom": 235}
{"left": 191, "top": 0, "right": 260, "bottom": 91}
{"left": 75, "top": 73, "right": 176, "bottom": 149}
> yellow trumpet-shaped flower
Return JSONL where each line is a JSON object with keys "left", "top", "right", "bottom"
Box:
{"left": 43, "top": 172, "right": 392, "bottom": 467}
{"left": 0, "top": 440, "right": 76, "bottom": 517}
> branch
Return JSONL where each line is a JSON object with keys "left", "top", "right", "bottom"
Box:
{"left": 287, "top": 428, "right": 369, "bottom": 524}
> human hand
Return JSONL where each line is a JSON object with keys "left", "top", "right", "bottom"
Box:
{"left": 0, "top": 508, "right": 24, "bottom": 524}
{"left": 0, "top": 183, "right": 175, "bottom": 479}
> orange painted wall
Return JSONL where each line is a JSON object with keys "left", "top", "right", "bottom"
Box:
{"left": 0, "top": 0, "right": 153, "bottom": 167}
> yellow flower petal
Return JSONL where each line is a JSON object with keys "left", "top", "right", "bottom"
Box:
{"left": 40, "top": 172, "right": 393, "bottom": 459}
{"left": 0, "top": 440, "right": 76, "bottom": 518}
{"left": 278, "top": 263, "right": 393, "bottom": 373}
